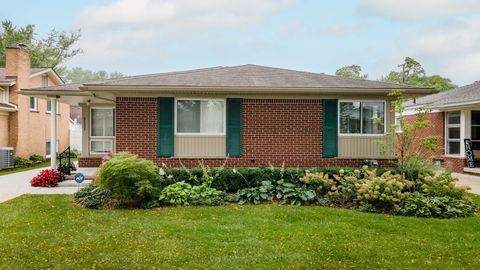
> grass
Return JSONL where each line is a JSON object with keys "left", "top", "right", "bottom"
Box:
{"left": 0, "top": 195, "right": 479, "bottom": 269}
{"left": 0, "top": 162, "right": 50, "bottom": 176}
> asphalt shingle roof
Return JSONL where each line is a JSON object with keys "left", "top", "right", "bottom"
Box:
{"left": 29, "top": 64, "right": 432, "bottom": 92}
{"left": 405, "top": 81, "right": 480, "bottom": 108}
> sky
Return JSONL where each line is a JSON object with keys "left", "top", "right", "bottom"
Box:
{"left": 1, "top": 0, "right": 480, "bottom": 85}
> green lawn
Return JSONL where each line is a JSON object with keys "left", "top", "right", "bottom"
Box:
{"left": 0, "top": 195, "right": 479, "bottom": 269}
{"left": 0, "top": 162, "right": 49, "bottom": 176}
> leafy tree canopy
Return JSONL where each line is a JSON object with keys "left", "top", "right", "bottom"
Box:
{"left": 0, "top": 20, "right": 82, "bottom": 76}
{"left": 63, "top": 67, "right": 125, "bottom": 83}
{"left": 383, "top": 57, "right": 456, "bottom": 91}
{"left": 335, "top": 64, "right": 368, "bottom": 80}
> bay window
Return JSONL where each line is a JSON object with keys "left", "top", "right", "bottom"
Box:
{"left": 339, "top": 101, "right": 385, "bottom": 135}
{"left": 90, "top": 107, "right": 115, "bottom": 154}
{"left": 446, "top": 111, "right": 461, "bottom": 155}
{"left": 176, "top": 99, "right": 225, "bottom": 135}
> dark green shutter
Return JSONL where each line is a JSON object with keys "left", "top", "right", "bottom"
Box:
{"left": 157, "top": 97, "right": 174, "bottom": 157}
{"left": 226, "top": 98, "right": 242, "bottom": 157}
{"left": 322, "top": 99, "right": 338, "bottom": 157}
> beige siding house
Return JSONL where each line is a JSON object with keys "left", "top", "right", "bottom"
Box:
{"left": 0, "top": 44, "right": 69, "bottom": 158}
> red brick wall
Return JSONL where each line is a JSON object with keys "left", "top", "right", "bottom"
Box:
{"left": 444, "top": 157, "right": 465, "bottom": 173}
{"left": 405, "top": 112, "right": 445, "bottom": 159}
{"left": 81, "top": 97, "right": 395, "bottom": 168}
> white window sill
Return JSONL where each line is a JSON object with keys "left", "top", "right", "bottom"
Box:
{"left": 444, "top": 154, "right": 465, "bottom": 159}
{"left": 29, "top": 109, "right": 39, "bottom": 112}
{"left": 175, "top": 133, "right": 226, "bottom": 136}
{"left": 338, "top": 134, "right": 385, "bottom": 137}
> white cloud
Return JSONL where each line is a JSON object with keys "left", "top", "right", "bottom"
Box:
{"left": 69, "top": 0, "right": 297, "bottom": 70}
{"left": 320, "top": 22, "right": 366, "bottom": 36}
{"left": 358, "top": 0, "right": 480, "bottom": 20}
{"left": 409, "top": 18, "right": 480, "bottom": 84}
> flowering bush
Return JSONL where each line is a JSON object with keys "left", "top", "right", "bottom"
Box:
{"left": 355, "top": 169, "right": 413, "bottom": 209}
{"left": 30, "top": 169, "right": 59, "bottom": 187}
{"left": 421, "top": 172, "right": 470, "bottom": 199}
{"left": 301, "top": 172, "right": 335, "bottom": 195}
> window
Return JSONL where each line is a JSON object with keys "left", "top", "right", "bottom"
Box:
{"left": 471, "top": 111, "right": 480, "bottom": 152}
{"left": 42, "top": 76, "right": 48, "bottom": 87}
{"left": 176, "top": 99, "right": 225, "bottom": 134}
{"left": 46, "top": 100, "right": 59, "bottom": 113}
{"left": 339, "top": 101, "right": 385, "bottom": 135}
{"left": 29, "top": 97, "right": 38, "bottom": 111}
{"left": 0, "top": 89, "right": 5, "bottom": 102}
{"left": 446, "top": 111, "right": 461, "bottom": 155}
{"left": 46, "top": 141, "right": 59, "bottom": 158}
{"left": 90, "top": 107, "right": 115, "bottom": 154}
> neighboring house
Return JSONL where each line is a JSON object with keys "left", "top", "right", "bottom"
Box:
{"left": 19, "top": 65, "right": 434, "bottom": 168}
{"left": 0, "top": 44, "right": 69, "bottom": 158}
{"left": 69, "top": 106, "right": 82, "bottom": 153}
{"left": 404, "top": 81, "right": 480, "bottom": 174}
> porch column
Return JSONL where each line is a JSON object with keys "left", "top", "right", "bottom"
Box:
{"left": 50, "top": 97, "right": 57, "bottom": 169}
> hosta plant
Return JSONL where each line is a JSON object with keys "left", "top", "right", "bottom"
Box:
{"left": 159, "top": 181, "right": 192, "bottom": 206}
{"left": 236, "top": 181, "right": 275, "bottom": 205}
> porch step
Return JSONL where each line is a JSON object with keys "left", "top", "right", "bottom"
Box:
{"left": 463, "top": 167, "right": 480, "bottom": 176}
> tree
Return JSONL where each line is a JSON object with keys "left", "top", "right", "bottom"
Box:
{"left": 383, "top": 57, "right": 456, "bottom": 91}
{"left": 378, "top": 89, "right": 439, "bottom": 181}
{"left": 0, "top": 20, "right": 82, "bottom": 75}
{"left": 335, "top": 64, "right": 368, "bottom": 80}
{"left": 63, "top": 67, "right": 125, "bottom": 83}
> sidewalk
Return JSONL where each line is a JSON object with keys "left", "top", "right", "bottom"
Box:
{"left": 0, "top": 167, "right": 91, "bottom": 203}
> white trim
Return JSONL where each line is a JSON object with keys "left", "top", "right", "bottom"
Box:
{"left": 445, "top": 111, "right": 462, "bottom": 157}
{"left": 46, "top": 99, "right": 60, "bottom": 114}
{"left": 29, "top": 68, "right": 64, "bottom": 84}
{"left": 89, "top": 106, "right": 116, "bottom": 155}
{"left": 174, "top": 98, "right": 227, "bottom": 136}
{"left": 29, "top": 96, "right": 38, "bottom": 111}
{"left": 338, "top": 100, "right": 386, "bottom": 136}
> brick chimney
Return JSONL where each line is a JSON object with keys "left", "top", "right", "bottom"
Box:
{"left": 5, "top": 43, "right": 31, "bottom": 83}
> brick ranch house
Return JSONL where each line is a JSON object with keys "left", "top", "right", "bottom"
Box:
{"left": 0, "top": 44, "right": 69, "bottom": 158}
{"left": 405, "top": 81, "right": 480, "bottom": 174}
{"left": 19, "top": 65, "right": 435, "bottom": 168}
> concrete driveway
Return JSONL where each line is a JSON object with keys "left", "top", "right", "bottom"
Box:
{"left": 0, "top": 167, "right": 91, "bottom": 203}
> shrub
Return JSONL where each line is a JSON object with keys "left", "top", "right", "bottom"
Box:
{"left": 275, "top": 181, "right": 316, "bottom": 205}
{"left": 159, "top": 181, "right": 192, "bottom": 206}
{"left": 301, "top": 172, "right": 335, "bottom": 196}
{"left": 189, "top": 185, "right": 224, "bottom": 206}
{"left": 420, "top": 172, "right": 469, "bottom": 199}
{"left": 14, "top": 156, "right": 33, "bottom": 168}
{"left": 393, "top": 192, "right": 476, "bottom": 218}
{"left": 74, "top": 183, "right": 113, "bottom": 209}
{"left": 355, "top": 169, "right": 413, "bottom": 210}
{"left": 29, "top": 154, "right": 46, "bottom": 164}
{"left": 236, "top": 181, "right": 275, "bottom": 205}
{"left": 97, "top": 152, "right": 161, "bottom": 203}
{"left": 30, "top": 169, "right": 59, "bottom": 187}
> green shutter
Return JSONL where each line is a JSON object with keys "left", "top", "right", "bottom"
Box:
{"left": 226, "top": 98, "right": 243, "bottom": 157}
{"left": 322, "top": 99, "right": 338, "bottom": 158}
{"left": 157, "top": 97, "right": 174, "bottom": 157}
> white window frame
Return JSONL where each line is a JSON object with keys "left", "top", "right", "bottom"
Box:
{"left": 174, "top": 98, "right": 227, "bottom": 136}
{"left": 338, "top": 100, "right": 386, "bottom": 136}
{"left": 445, "top": 111, "right": 461, "bottom": 157}
{"left": 29, "top": 97, "right": 38, "bottom": 112}
{"left": 46, "top": 99, "right": 60, "bottom": 114}
{"left": 46, "top": 140, "right": 59, "bottom": 158}
{"left": 0, "top": 88, "right": 5, "bottom": 103}
{"left": 89, "top": 107, "right": 115, "bottom": 155}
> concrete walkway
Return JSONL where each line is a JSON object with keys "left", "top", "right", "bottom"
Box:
{"left": 453, "top": 173, "right": 480, "bottom": 195}
{"left": 0, "top": 167, "right": 91, "bottom": 203}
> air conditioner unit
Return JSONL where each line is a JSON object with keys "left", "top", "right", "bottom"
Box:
{"left": 0, "top": 147, "right": 14, "bottom": 169}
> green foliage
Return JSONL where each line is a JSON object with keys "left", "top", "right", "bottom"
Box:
{"left": 14, "top": 156, "right": 33, "bottom": 167}
{"left": 393, "top": 192, "right": 476, "bottom": 218}
{"left": 29, "top": 154, "right": 46, "bottom": 164}
{"left": 73, "top": 183, "right": 112, "bottom": 209}
{"left": 0, "top": 20, "right": 81, "bottom": 75}
{"left": 97, "top": 152, "right": 161, "bottom": 202}
{"left": 335, "top": 64, "right": 368, "bottom": 80}
{"left": 378, "top": 89, "right": 438, "bottom": 180}
{"left": 382, "top": 57, "right": 456, "bottom": 91}
{"left": 159, "top": 181, "right": 192, "bottom": 206}
{"left": 236, "top": 181, "right": 275, "bottom": 205}
{"left": 301, "top": 172, "right": 335, "bottom": 195}
{"left": 275, "top": 181, "right": 316, "bottom": 205}
{"left": 63, "top": 67, "right": 125, "bottom": 83}
{"left": 189, "top": 185, "right": 224, "bottom": 206}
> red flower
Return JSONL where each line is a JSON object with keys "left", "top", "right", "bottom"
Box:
{"left": 30, "top": 169, "right": 60, "bottom": 187}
